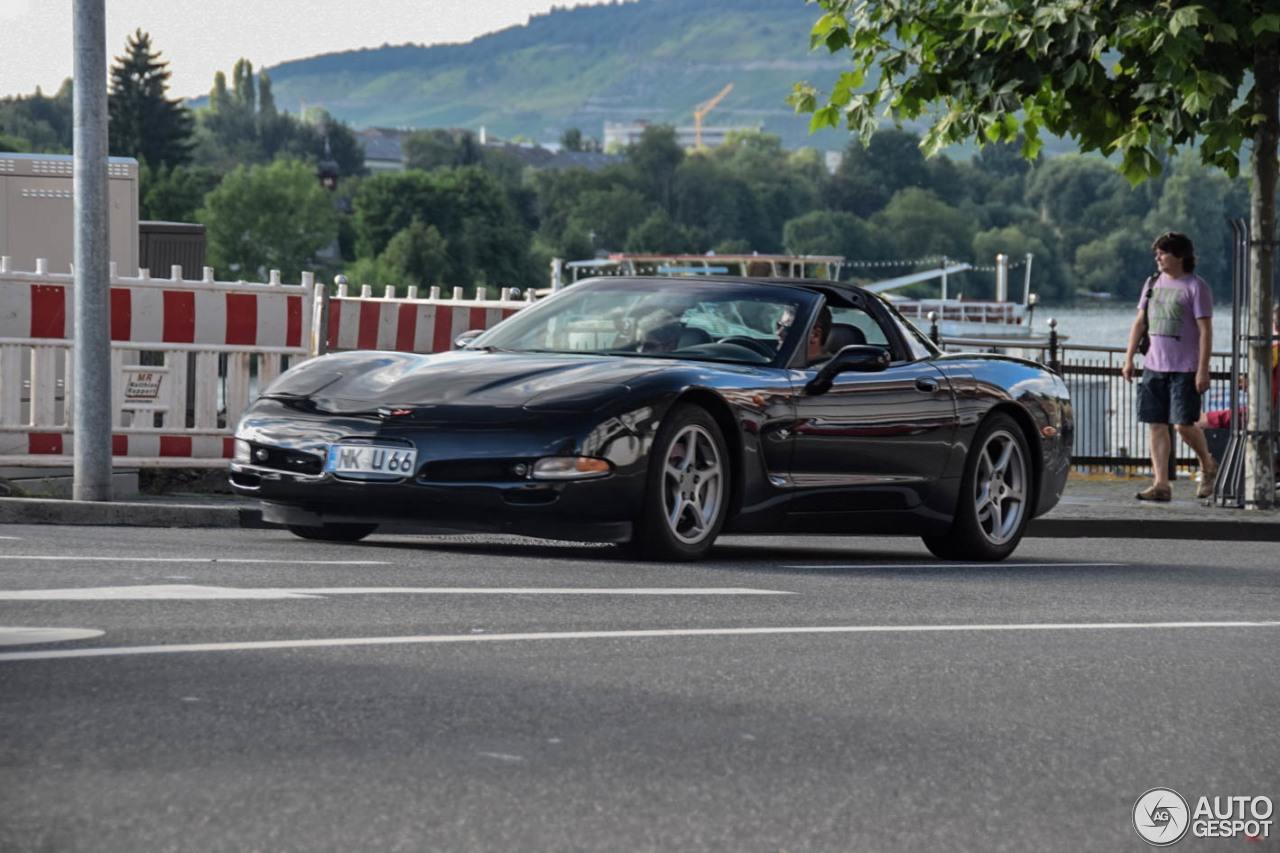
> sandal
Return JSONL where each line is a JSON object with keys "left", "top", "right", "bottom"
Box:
{"left": 1135, "top": 483, "right": 1172, "bottom": 502}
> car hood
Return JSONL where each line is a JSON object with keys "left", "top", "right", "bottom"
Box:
{"left": 276, "top": 350, "right": 668, "bottom": 413}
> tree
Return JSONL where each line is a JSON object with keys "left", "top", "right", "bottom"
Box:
{"left": 0, "top": 82, "right": 73, "bottom": 153}
{"left": 345, "top": 221, "right": 451, "bottom": 293}
{"left": 0, "top": 133, "right": 29, "bottom": 153}
{"left": 790, "top": 0, "right": 1279, "bottom": 507}
{"left": 560, "top": 127, "right": 583, "bottom": 152}
{"left": 108, "top": 29, "right": 193, "bottom": 170}
{"left": 138, "top": 163, "right": 221, "bottom": 222}
{"left": 566, "top": 186, "right": 654, "bottom": 251}
{"left": 872, "top": 188, "right": 976, "bottom": 261}
{"left": 782, "top": 210, "right": 876, "bottom": 260}
{"left": 197, "top": 158, "right": 339, "bottom": 281}
{"left": 624, "top": 209, "right": 696, "bottom": 254}
{"left": 402, "top": 129, "right": 482, "bottom": 173}
{"left": 972, "top": 225, "right": 1061, "bottom": 302}
{"left": 627, "top": 125, "right": 684, "bottom": 212}
{"left": 671, "top": 155, "right": 766, "bottom": 250}
{"left": 352, "top": 167, "right": 532, "bottom": 290}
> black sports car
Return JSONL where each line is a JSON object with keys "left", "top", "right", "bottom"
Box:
{"left": 231, "top": 276, "right": 1072, "bottom": 561}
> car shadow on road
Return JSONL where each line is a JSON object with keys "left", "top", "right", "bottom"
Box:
{"left": 346, "top": 534, "right": 1110, "bottom": 576}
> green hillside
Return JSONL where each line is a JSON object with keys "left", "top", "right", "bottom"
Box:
{"left": 263, "top": 0, "right": 853, "bottom": 150}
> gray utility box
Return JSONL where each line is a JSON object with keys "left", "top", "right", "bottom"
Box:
{"left": 0, "top": 152, "right": 139, "bottom": 275}
{"left": 139, "top": 220, "right": 206, "bottom": 279}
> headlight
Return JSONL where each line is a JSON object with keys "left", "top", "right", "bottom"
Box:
{"left": 531, "top": 456, "right": 611, "bottom": 480}
{"left": 233, "top": 439, "right": 252, "bottom": 463}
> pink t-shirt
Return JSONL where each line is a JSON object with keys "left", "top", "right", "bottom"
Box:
{"left": 1137, "top": 273, "right": 1213, "bottom": 373}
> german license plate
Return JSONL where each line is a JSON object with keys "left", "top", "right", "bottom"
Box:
{"left": 326, "top": 444, "right": 417, "bottom": 478}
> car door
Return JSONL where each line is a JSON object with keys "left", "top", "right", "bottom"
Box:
{"left": 785, "top": 303, "right": 957, "bottom": 514}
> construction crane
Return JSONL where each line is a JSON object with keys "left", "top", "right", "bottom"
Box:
{"left": 693, "top": 83, "right": 733, "bottom": 150}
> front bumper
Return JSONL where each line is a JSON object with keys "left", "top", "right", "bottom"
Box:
{"left": 229, "top": 399, "right": 650, "bottom": 543}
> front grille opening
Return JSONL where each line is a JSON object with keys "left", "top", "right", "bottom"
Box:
{"left": 418, "top": 458, "right": 528, "bottom": 483}
{"left": 251, "top": 444, "right": 324, "bottom": 476}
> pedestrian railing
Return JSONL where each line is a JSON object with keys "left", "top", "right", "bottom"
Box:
{"left": 935, "top": 331, "right": 1247, "bottom": 476}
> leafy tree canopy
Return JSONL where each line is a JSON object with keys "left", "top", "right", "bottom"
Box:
{"left": 789, "top": 0, "right": 1277, "bottom": 184}
{"left": 197, "top": 158, "right": 340, "bottom": 281}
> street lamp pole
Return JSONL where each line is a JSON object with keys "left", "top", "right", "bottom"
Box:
{"left": 72, "top": 0, "right": 113, "bottom": 500}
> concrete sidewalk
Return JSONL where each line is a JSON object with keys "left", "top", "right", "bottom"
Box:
{"left": 0, "top": 475, "right": 1277, "bottom": 541}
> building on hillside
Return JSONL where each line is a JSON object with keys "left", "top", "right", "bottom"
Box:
{"left": 483, "top": 141, "right": 624, "bottom": 172}
{"left": 355, "top": 127, "right": 624, "bottom": 173}
{"left": 604, "top": 120, "right": 764, "bottom": 151}
{"left": 356, "top": 127, "right": 409, "bottom": 173}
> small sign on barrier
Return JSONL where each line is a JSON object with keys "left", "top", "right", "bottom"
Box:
{"left": 123, "top": 367, "right": 165, "bottom": 401}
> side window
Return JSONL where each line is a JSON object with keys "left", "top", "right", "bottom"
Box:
{"left": 828, "top": 306, "right": 891, "bottom": 349}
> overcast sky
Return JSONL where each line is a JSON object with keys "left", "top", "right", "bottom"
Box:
{"left": 0, "top": 0, "right": 627, "bottom": 100}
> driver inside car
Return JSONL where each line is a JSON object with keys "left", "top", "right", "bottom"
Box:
{"left": 806, "top": 305, "right": 832, "bottom": 365}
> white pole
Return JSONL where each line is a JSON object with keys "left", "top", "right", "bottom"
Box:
{"left": 72, "top": 0, "right": 113, "bottom": 501}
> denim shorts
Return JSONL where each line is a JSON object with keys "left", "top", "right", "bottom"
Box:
{"left": 1137, "top": 369, "right": 1202, "bottom": 425}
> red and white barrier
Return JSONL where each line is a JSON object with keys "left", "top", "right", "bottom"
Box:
{"left": 323, "top": 281, "right": 532, "bottom": 354}
{"left": 0, "top": 259, "right": 307, "bottom": 349}
{"left": 0, "top": 258, "right": 314, "bottom": 468}
{"left": 1, "top": 262, "right": 537, "bottom": 470}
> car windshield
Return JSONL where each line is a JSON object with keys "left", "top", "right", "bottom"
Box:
{"left": 471, "top": 279, "right": 809, "bottom": 366}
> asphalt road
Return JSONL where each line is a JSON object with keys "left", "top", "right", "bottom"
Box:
{"left": 1, "top": 526, "right": 1276, "bottom": 853}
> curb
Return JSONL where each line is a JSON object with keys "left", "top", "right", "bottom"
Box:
{"left": 1027, "top": 517, "right": 1280, "bottom": 542}
{"left": 0, "top": 497, "right": 250, "bottom": 529}
{"left": 3, "top": 497, "right": 1279, "bottom": 542}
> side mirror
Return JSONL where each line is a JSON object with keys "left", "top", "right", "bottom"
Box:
{"left": 453, "top": 329, "right": 484, "bottom": 350}
{"left": 805, "top": 345, "right": 891, "bottom": 395}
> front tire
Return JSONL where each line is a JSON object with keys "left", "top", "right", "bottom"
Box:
{"left": 287, "top": 523, "right": 379, "bottom": 542}
{"left": 630, "top": 404, "right": 730, "bottom": 561}
{"left": 923, "top": 413, "right": 1031, "bottom": 561}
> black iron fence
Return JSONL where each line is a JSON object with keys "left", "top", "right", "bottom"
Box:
{"left": 933, "top": 331, "right": 1242, "bottom": 476}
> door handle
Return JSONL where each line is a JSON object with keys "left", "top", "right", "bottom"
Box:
{"left": 915, "top": 377, "right": 939, "bottom": 393}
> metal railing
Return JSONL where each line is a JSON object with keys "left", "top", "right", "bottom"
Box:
{"left": 933, "top": 329, "right": 1247, "bottom": 476}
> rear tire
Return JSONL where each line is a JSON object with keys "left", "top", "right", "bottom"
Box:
{"left": 629, "top": 404, "right": 729, "bottom": 561}
{"left": 287, "top": 523, "right": 378, "bottom": 542}
{"left": 923, "top": 412, "right": 1031, "bottom": 561}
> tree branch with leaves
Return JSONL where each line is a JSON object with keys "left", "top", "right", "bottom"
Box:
{"left": 790, "top": 0, "right": 1278, "bottom": 507}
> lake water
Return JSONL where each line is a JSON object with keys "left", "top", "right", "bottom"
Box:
{"left": 1029, "top": 303, "right": 1241, "bottom": 350}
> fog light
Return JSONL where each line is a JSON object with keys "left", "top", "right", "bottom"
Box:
{"left": 234, "top": 439, "right": 252, "bottom": 462}
{"left": 531, "top": 456, "right": 611, "bottom": 480}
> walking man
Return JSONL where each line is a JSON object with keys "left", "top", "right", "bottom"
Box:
{"left": 1121, "top": 231, "right": 1217, "bottom": 501}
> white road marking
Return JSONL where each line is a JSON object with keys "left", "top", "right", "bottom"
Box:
{"left": 1, "top": 620, "right": 1276, "bottom": 663}
{"left": 288, "top": 587, "right": 793, "bottom": 596}
{"left": 0, "top": 584, "right": 793, "bottom": 601}
{"left": 0, "top": 585, "right": 322, "bottom": 600}
{"left": 0, "top": 556, "right": 388, "bottom": 565}
{"left": 782, "top": 562, "right": 1127, "bottom": 569}
{"left": 0, "top": 535, "right": 21, "bottom": 540}
{"left": 0, "top": 627, "right": 104, "bottom": 646}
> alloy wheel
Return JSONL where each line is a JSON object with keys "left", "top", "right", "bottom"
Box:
{"left": 973, "top": 428, "right": 1028, "bottom": 546}
{"left": 661, "top": 423, "right": 725, "bottom": 545}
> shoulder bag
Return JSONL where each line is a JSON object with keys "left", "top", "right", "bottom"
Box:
{"left": 1137, "top": 274, "right": 1157, "bottom": 355}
